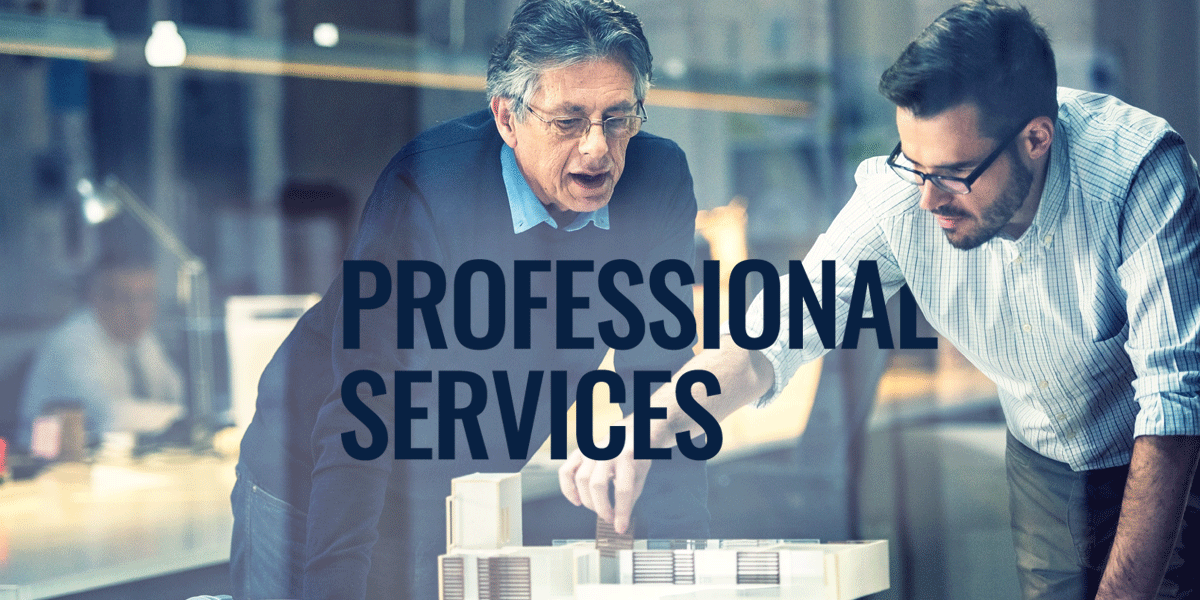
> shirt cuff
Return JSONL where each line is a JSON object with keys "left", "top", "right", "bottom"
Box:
{"left": 719, "top": 318, "right": 788, "bottom": 408}
{"left": 1133, "top": 391, "right": 1200, "bottom": 437}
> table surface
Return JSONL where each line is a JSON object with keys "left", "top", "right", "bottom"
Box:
{"left": 0, "top": 452, "right": 236, "bottom": 599}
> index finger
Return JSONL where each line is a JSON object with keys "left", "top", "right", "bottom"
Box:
{"left": 558, "top": 451, "right": 583, "bottom": 506}
{"left": 611, "top": 457, "right": 637, "bottom": 535}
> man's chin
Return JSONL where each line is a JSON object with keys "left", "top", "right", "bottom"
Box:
{"left": 943, "top": 225, "right": 995, "bottom": 251}
{"left": 564, "top": 192, "right": 613, "bottom": 213}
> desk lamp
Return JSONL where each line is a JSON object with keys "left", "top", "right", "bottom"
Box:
{"left": 77, "top": 176, "right": 215, "bottom": 450}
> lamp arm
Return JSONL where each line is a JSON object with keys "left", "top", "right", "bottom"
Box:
{"left": 101, "top": 175, "right": 216, "bottom": 448}
{"left": 102, "top": 176, "right": 201, "bottom": 265}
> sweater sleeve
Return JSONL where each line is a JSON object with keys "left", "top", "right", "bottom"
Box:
{"left": 303, "top": 156, "right": 447, "bottom": 600}
{"left": 610, "top": 139, "right": 710, "bottom": 538}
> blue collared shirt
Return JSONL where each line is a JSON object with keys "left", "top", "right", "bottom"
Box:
{"left": 746, "top": 88, "right": 1200, "bottom": 470}
{"left": 501, "top": 144, "right": 610, "bottom": 233}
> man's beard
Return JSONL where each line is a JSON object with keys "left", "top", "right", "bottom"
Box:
{"left": 935, "top": 150, "right": 1034, "bottom": 251}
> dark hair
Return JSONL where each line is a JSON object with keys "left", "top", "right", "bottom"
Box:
{"left": 86, "top": 248, "right": 155, "bottom": 302}
{"left": 878, "top": 0, "right": 1057, "bottom": 139}
{"left": 486, "top": 0, "right": 652, "bottom": 119}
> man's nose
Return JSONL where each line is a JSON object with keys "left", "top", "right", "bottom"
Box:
{"left": 578, "top": 121, "right": 609, "bottom": 156}
{"left": 918, "top": 180, "right": 953, "bottom": 212}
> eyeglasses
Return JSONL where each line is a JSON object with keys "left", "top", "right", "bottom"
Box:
{"left": 886, "top": 121, "right": 1028, "bottom": 195}
{"left": 526, "top": 103, "right": 647, "bottom": 139}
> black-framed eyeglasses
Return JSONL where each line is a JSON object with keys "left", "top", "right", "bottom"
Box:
{"left": 886, "top": 121, "right": 1029, "bottom": 195}
{"left": 526, "top": 103, "right": 647, "bottom": 139}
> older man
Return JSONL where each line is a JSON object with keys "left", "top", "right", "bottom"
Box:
{"left": 561, "top": 2, "right": 1200, "bottom": 599}
{"left": 231, "top": 1, "right": 708, "bottom": 599}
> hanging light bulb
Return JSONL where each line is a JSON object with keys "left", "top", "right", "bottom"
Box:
{"left": 313, "top": 23, "right": 339, "bottom": 48}
{"left": 145, "top": 20, "right": 187, "bottom": 67}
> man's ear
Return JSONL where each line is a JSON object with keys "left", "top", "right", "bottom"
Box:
{"left": 1022, "top": 115, "right": 1054, "bottom": 161}
{"left": 491, "top": 96, "right": 518, "bottom": 148}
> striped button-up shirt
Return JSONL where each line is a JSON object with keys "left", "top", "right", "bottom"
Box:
{"left": 748, "top": 88, "right": 1200, "bottom": 470}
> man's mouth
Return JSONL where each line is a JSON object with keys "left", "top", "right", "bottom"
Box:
{"left": 935, "top": 215, "right": 961, "bottom": 229}
{"left": 570, "top": 172, "right": 608, "bottom": 189}
{"left": 931, "top": 208, "right": 969, "bottom": 229}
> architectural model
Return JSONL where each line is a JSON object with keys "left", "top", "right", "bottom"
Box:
{"left": 438, "top": 472, "right": 889, "bottom": 600}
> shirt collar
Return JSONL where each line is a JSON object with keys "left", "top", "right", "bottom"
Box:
{"left": 987, "top": 119, "right": 1068, "bottom": 251}
{"left": 1030, "top": 119, "right": 1070, "bottom": 236}
{"left": 501, "top": 144, "right": 610, "bottom": 234}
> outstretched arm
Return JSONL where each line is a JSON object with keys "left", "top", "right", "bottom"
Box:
{"left": 1095, "top": 435, "right": 1200, "bottom": 600}
{"left": 557, "top": 336, "right": 774, "bottom": 533}
{"left": 1100, "top": 134, "right": 1200, "bottom": 599}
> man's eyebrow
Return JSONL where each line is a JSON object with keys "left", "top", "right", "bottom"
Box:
{"left": 901, "top": 149, "right": 977, "bottom": 171}
{"left": 605, "top": 100, "right": 637, "bottom": 113}
{"left": 549, "top": 101, "right": 637, "bottom": 115}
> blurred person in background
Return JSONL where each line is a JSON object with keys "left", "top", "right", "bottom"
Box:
{"left": 19, "top": 251, "right": 184, "bottom": 449}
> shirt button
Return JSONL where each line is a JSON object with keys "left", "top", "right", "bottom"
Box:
{"left": 1056, "top": 413, "right": 1068, "bottom": 421}
{"left": 1012, "top": 255, "right": 1024, "bottom": 265}
{"left": 1065, "top": 430, "right": 1077, "bottom": 441}
{"left": 1038, "top": 380, "right": 1050, "bottom": 389}
{"left": 1022, "top": 324, "right": 1033, "bottom": 333}
{"left": 1044, "top": 234, "right": 1054, "bottom": 245}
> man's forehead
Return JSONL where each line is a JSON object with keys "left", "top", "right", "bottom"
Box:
{"left": 98, "top": 268, "right": 156, "bottom": 289}
{"left": 895, "top": 103, "right": 991, "bottom": 167}
{"left": 532, "top": 58, "right": 638, "bottom": 112}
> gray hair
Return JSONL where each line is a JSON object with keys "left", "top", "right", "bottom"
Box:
{"left": 487, "top": 0, "right": 652, "bottom": 121}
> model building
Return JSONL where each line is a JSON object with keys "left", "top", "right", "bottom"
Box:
{"left": 438, "top": 473, "right": 889, "bottom": 600}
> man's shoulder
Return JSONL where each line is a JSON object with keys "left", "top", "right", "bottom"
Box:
{"left": 1057, "top": 88, "right": 1175, "bottom": 163}
{"left": 625, "top": 130, "right": 686, "bottom": 166}
{"left": 393, "top": 109, "right": 501, "bottom": 165}
{"left": 616, "top": 130, "right": 690, "bottom": 193}
{"left": 607, "top": 131, "right": 697, "bottom": 257}
{"left": 1055, "top": 88, "right": 1182, "bottom": 206}
{"left": 851, "top": 155, "right": 923, "bottom": 219}
{"left": 628, "top": 129, "right": 684, "bottom": 152}
{"left": 1057, "top": 88, "right": 1172, "bottom": 135}
{"left": 612, "top": 131, "right": 695, "bottom": 219}
{"left": 27, "top": 310, "right": 108, "bottom": 379}
{"left": 365, "top": 109, "right": 505, "bottom": 214}
{"left": 43, "top": 310, "right": 102, "bottom": 347}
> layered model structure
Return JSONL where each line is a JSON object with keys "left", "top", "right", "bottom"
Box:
{"left": 438, "top": 473, "right": 889, "bottom": 600}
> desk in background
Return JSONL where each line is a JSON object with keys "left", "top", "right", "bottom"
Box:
{"left": 0, "top": 294, "right": 317, "bottom": 599}
{"left": 0, "top": 454, "right": 235, "bottom": 599}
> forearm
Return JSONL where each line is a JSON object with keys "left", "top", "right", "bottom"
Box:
{"left": 647, "top": 335, "right": 775, "bottom": 448}
{"left": 1097, "top": 434, "right": 1200, "bottom": 600}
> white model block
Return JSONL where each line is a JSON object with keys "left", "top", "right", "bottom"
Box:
{"left": 523, "top": 546, "right": 579, "bottom": 599}
{"left": 823, "top": 540, "right": 890, "bottom": 600}
{"left": 564, "top": 542, "right": 601, "bottom": 585}
{"left": 439, "top": 545, "right": 600, "bottom": 600}
{"left": 615, "top": 540, "right": 888, "bottom": 600}
{"left": 446, "top": 472, "right": 523, "bottom": 551}
{"left": 548, "top": 540, "right": 602, "bottom": 584}
{"left": 693, "top": 550, "right": 738, "bottom": 585}
{"left": 780, "top": 548, "right": 824, "bottom": 581}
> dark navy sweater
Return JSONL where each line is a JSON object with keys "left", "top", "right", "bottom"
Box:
{"left": 237, "top": 109, "right": 708, "bottom": 599}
